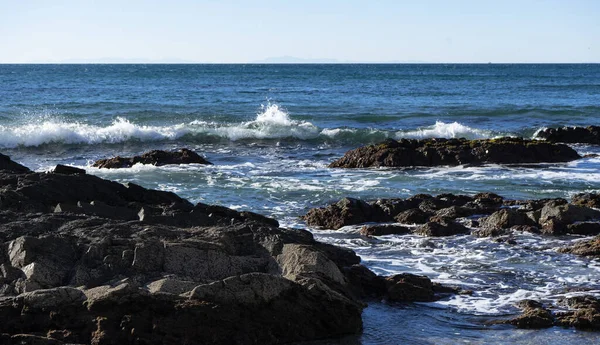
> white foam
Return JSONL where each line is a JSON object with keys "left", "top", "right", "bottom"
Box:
{"left": 397, "top": 121, "right": 496, "bottom": 140}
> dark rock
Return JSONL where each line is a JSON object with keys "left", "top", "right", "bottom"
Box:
{"left": 329, "top": 137, "right": 581, "bottom": 168}
{"left": 559, "top": 236, "right": 600, "bottom": 257}
{"left": 51, "top": 164, "right": 86, "bottom": 175}
{"left": 555, "top": 296, "right": 600, "bottom": 330}
{"left": 567, "top": 222, "right": 600, "bottom": 236}
{"left": 303, "top": 197, "right": 388, "bottom": 230}
{"left": 360, "top": 224, "right": 410, "bottom": 237}
{"left": 342, "top": 264, "right": 387, "bottom": 298}
{"left": 480, "top": 209, "right": 536, "bottom": 229}
{"left": 434, "top": 206, "right": 479, "bottom": 219}
{"left": 536, "top": 125, "right": 600, "bottom": 145}
{"left": 472, "top": 227, "right": 511, "bottom": 237}
{"left": 504, "top": 300, "right": 554, "bottom": 329}
{"left": 384, "top": 273, "right": 442, "bottom": 302}
{"left": 0, "top": 154, "right": 378, "bottom": 344}
{"left": 394, "top": 208, "right": 430, "bottom": 224}
{"left": 0, "top": 153, "right": 30, "bottom": 173}
{"left": 539, "top": 202, "right": 600, "bottom": 225}
{"left": 572, "top": 193, "right": 600, "bottom": 209}
{"left": 414, "top": 217, "right": 469, "bottom": 237}
{"left": 92, "top": 148, "right": 212, "bottom": 169}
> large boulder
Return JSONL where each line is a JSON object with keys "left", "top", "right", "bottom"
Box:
{"left": 536, "top": 126, "right": 600, "bottom": 145}
{"left": 479, "top": 209, "right": 536, "bottom": 229}
{"left": 303, "top": 197, "right": 388, "bottom": 230}
{"left": 92, "top": 148, "right": 212, "bottom": 169}
{"left": 414, "top": 217, "right": 469, "bottom": 237}
{"left": 329, "top": 137, "right": 581, "bottom": 168}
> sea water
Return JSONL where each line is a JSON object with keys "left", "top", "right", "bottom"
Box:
{"left": 1, "top": 64, "right": 600, "bottom": 344}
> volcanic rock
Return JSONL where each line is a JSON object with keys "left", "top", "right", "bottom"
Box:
{"left": 92, "top": 148, "right": 212, "bottom": 169}
{"left": 536, "top": 125, "right": 600, "bottom": 145}
{"left": 360, "top": 224, "right": 410, "bottom": 237}
{"left": 329, "top": 137, "right": 581, "bottom": 168}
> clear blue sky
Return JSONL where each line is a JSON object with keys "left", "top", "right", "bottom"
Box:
{"left": 1, "top": 0, "right": 598, "bottom": 63}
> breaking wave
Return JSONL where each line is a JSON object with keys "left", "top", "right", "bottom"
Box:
{"left": 0, "top": 105, "right": 517, "bottom": 148}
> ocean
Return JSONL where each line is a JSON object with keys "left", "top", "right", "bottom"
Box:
{"left": 1, "top": 63, "right": 600, "bottom": 344}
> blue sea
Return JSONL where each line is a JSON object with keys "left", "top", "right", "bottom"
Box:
{"left": 1, "top": 64, "right": 600, "bottom": 344}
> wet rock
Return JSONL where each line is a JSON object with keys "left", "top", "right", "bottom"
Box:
{"left": 93, "top": 148, "right": 212, "bottom": 169}
{"left": 342, "top": 264, "right": 387, "bottom": 298}
{"left": 539, "top": 202, "right": 600, "bottom": 225}
{"left": 472, "top": 227, "right": 511, "bottom": 237}
{"left": 0, "top": 154, "right": 373, "bottom": 344}
{"left": 414, "top": 217, "right": 469, "bottom": 237}
{"left": 566, "top": 222, "right": 600, "bottom": 236}
{"left": 434, "top": 206, "right": 479, "bottom": 219}
{"left": 51, "top": 164, "right": 86, "bottom": 175}
{"left": 394, "top": 208, "right": 430, "bottom": 224}
{"left": 536, "top": 125, "right": 600, "bottom": 145}
{"left": 559, "top": 236, "right": 600, "bottom": 257}
{"left": 0, "top": 153, "right": 30, "bottom": 173}
{"left": 360, "top": 224, "right": 410, "bottom": 237}
{"left": 303, "top": 197, "right": 388, "bottom": 230}
{"left": 480, "top": 209, "right": 536, "bottom": 229}
{"left": 555, "top": 296, "right": 600, "bottom": 330}
{"left": 504, "top": 300, "right": 554, "bottom": 329}
{"left": 384, "top": 273, "right": 442, "bottom": 302}
{"left": 572, "top": 192, "right": 600, "bottom": 209}
{"left": 329, "top": 137, "right": 581, "bottom": 168}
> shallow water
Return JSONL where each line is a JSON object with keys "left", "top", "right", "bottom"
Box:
{"left": 1, "top": 64, "right": 600, "bottom": 343}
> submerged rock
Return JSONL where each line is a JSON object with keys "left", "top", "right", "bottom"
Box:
{"left": 501, "top": 296, "right": 600, "bottom": 331}
{"left": 92, "top": 148, "right": 212, "bottom": 169}
{"left": 536, "top": 125, "right": 600, "bottom": 145}
{"left": 329, "top": 137, "right": 581, "bottom": 169}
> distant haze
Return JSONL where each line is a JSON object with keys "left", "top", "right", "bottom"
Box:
{"left": 1, "top": 0, "right": 598, "bottom": 63}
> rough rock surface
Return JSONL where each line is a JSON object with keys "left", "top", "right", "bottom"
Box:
{"left": 0, "top": 154, "right": 369, "bottom": 345}
{"left": 502, "top": 296, "right": 600, "bottom": 331}
{"left": 572, "top": 192, "right": 600, "bottom": 209}
{"left": 559, "top": 236, "right": 600, "bottom": 257}
{"left": 92, "top": 148, "right": 212, "bottom": 169}
{"left": 536, "top": 125, "right": 600, "bottom": 145}
{"left": 360, "top": 224, "right": 410, "bottom": 237}
{"left": 304, "top": 194, "right": 600, "bottom": 241}
{"left": 0, "top": 153, "right": 462, "bottom": 344}
{"left": 328, "top": 137, "right": 581, "bottom": 169}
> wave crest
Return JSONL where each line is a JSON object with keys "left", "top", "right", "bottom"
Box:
{"left": 0, "top": 106, "right": 508, "bottom": 148}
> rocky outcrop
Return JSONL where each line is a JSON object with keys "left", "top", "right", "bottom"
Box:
{"left": 536, "top": 126, "right": 600, "bottom": 145}
{"left": 360, "top": 224, "right": 410, "bottom": 237}
{"left": 329, "top": 137, "right": 581, "bottom": 169}
{"left": 0, "top": 153, "right": 464, "bottom": 344}
{"left": 304, "top": 193, "right": 600, "bottom": 240}
{"left": 0, "top": 153, "right": 30, "bottom": 173}
{"left": 559, "top": 236, "right": 600, "bottom": 257}
{"left": 92, "top": 148, "right": 212, "bottom": 169}
{"left": 0, "top": 154, "right": 375, "bottom": 344}
{"left": 501, "top": 296, "right": 600, "bottom": 331}
{"left": 572, "top": 192, "right": 600, "bottom": 209}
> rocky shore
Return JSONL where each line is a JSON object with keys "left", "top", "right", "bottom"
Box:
{"left": 0, "top": 153, "right": 463, "bottom": 344}
{"left": 536, "top": 125, "right": 600, "bottom": 145}
{"left": 328, "top": 137, "right": 581, "bottom": 168}
{"left": 304, "top": 192, "right": 600, "bottom": 238}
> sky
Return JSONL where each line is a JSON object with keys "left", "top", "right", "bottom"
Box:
{"left": 0, "top": 0, "right": 598, "bottom": 63}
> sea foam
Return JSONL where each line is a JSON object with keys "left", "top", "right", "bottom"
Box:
{"left": 0, "top": 106, "right": 503, "bottom": 148}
